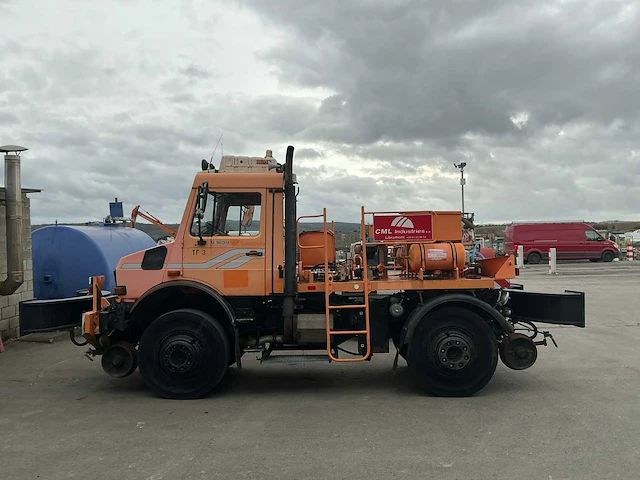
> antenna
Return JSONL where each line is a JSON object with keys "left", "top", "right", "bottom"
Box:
{"left": 209, "top": 133, "right": 223, "bottom": 164}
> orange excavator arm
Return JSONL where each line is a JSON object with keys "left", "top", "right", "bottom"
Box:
{"left": 130, "top": 205, "right": 177, "bottom": 237}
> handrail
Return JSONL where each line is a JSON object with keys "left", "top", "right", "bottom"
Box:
{"left": 296, "top": 213, "right": 333, "bottom": 249}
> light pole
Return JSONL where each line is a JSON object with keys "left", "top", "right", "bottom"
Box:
{"left": 453, "top": 162, "right": 466, "bottom": 214}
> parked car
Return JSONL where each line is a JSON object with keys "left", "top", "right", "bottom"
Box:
{"left": 504, "top": 222, "right": 620, "bottom": 264}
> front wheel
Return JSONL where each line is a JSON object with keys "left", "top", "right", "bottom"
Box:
{"left": 602, "top": 250, "right": 614, "bottom": 262}
{"left": 407, "top": 307, "right": 498, "bottom": 397}
{"left": 138, "top": 309, "right": 230, "bottom": 399}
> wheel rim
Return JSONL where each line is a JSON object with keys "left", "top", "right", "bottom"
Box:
{"left": 429, "top": 329, "right": 476, "bottom": 372}
{"left": 158, "top": 331, "right": 205, "bottom": 378}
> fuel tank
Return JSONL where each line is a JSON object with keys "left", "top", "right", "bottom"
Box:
{"left": 407, "top": 242, "right": 466, "bottom": 272}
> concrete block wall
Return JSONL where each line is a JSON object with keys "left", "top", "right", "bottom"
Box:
{"left": 0, "top": 191, "right": 33, "bottom": 340}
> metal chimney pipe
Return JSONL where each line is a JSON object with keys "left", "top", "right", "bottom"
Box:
{"left": 282, "top": 145, "right": 296, "bottom": 341}
{"left": 0, "top": 145, "right": 26, "bottom": 296}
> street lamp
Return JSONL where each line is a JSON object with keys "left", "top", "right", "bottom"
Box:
{"left": 453, "top": 162, "right": 466, "bottom": 214}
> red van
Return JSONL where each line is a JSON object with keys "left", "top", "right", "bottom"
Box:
{"left": 504, "top": 222, "right": 620, "bottom": 264}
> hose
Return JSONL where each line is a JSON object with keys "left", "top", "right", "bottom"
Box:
{"left": 69, "top": 329, "right": 88, "bottom": 346}
{"left": 513, "top": 320, "right": 538, "bottom": 339}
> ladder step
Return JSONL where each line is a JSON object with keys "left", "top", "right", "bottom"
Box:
{"left": 261, "top": 354, "right": 330, "bottom": 364}
{"left": 329, "top": 330, "right": 368, "bottom": 335}
{"left": 327, "top": 304, "right": 367, "bottom": 310}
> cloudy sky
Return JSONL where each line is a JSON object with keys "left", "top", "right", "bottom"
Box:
{"left": 1, "top": 0, "right": 639, "bottom": 225}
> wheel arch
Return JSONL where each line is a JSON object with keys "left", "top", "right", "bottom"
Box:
{"left": 127, "top": 280, "right": 236, "bottom": 345}
{"left": 400, "top": 293, "right": 513, "bottom": 346}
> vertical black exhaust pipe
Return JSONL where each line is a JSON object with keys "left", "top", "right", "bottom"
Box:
{"left": 282, "top": 146, "right": 296, "bottom": 340}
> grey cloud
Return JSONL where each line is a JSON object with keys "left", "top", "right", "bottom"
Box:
{"left": 180, "top": 63, "right": 214, "bottom": 80}
{"left": 237, "top": 0, "right": 640, "bottom": 223}
{"left": 296, "top": 148, "right": 323, "bottom": 160}
{"left": 248, "top": 0, "right": 640, "bottom": 145}
{"left": 3, "top": 0, "right": 639, "bottom": 227}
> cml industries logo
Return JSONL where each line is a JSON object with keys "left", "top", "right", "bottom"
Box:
{"left": 390, "top": 216, "right": 415, "bottom": 228}
{"left": 372, "top": 213, "right": 433, "bottom": 241}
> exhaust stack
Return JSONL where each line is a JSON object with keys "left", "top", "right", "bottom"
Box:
{"left": 0, "top": 145, "right": 26, "bottom": 296}
{"left": 282, "top": 146, "right": 296, "bottom": 340}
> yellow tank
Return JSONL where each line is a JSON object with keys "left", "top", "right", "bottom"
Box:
{"left": 407, "top": 242, "right": 466, "bottom": 272}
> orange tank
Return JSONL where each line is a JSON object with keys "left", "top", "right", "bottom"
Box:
{"left": 407, "top": 242, "right": 466, "bottom": 272}
{"left": 298, "top": 230, "right": 335, "bottom": 267}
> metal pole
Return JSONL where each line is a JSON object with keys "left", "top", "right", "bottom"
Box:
{"left": 548, "top": 248, "right": 556, "bottom": 274}
{"left": 460, "top": 168, "right": 465, "bottom": 214}
{"left": 517, "top": 245, "right": 524, "bottom": 269}
{"left": 454, "top": 162, "right": 467, "bottom": 214}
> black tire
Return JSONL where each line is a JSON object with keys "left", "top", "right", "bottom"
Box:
{"left": 527, "top": 252, "right": 541, "bottom": 264}
{"left": 138, "top": 309, "right": 230, "bottom": 399}
{"left": 602, "top": 250, "right": 614, "bottom": 262}
{"left": 407, "top": 307, "right": 498, "bottom": 397}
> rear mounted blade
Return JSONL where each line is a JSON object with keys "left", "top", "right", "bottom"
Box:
{"left": 19, "top": 292, "right": 114, "bottom": 335}
{"left": 507, "top": 289, "right": 585, "bottom": 328}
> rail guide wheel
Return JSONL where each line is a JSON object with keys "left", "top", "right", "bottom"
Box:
{"left": 101, "top": 341, "right": 138, "bottom": 378}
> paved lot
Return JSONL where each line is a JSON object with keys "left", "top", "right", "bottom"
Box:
{"left": 1, "top": 261, "right": 639, "bottom": 480}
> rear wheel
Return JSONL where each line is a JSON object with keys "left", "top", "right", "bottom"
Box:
{"left": 138, "top": 309, "right": 230, "bottom": 399}
{"left": 527, "top": 252, "right": 541, "bottom": 264}
{"left": 407, "top": 307, "right": 498, "bottom": 397}
{"left": 602, "top": 250, "right": 614, "bottom": 262}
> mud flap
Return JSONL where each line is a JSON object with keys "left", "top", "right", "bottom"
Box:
{"left": 19, "top": 293, "right": 114, "bottom": 336}
{"left": 507, "top": 290, "right": 585, "bottom": 328}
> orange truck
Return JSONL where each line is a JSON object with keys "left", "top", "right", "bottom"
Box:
{"left": 20, "top": 146, "right": 585, "bottom": 399}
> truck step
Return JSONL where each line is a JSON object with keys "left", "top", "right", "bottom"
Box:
{"left": 260, "top": 354, "right": 330, "bottom": 364}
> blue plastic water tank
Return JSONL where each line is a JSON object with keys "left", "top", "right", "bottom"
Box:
{"left": 32, "top": 225, "right": 156, "bottom": 299}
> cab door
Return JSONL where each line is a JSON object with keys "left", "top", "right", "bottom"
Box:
{"left": 584, "top": 228, "right": 604, "bottom": 260}
{"left": 184, "top": 188, "right": 267, "bottom": 296}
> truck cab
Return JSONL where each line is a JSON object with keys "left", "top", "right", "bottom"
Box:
{"left": 116, "top": 153, "right": 284, "bottom": 302}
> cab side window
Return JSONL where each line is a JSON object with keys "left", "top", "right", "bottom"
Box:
{"left": 585, "top": 230, "right": 599, "bottom": 241}
{"left": 191, "top": 191, "right": 261, "bottom": 237}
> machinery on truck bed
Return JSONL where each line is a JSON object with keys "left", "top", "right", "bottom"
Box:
{"left": 20, "top": 146, "right": 585, "bottom": 399}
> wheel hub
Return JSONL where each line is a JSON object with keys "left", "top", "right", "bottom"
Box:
{"left": 160, "top": 334, "right": 203, "bottom": 375}
{"left": 431, "top": 330, "right": 475, "bottom": 371}
{"left": 499, "top": 333, "right": 538, "bottom": 370}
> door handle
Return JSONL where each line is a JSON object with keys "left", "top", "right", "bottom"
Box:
{"left": 245, "top": 251, "right": 263, "bottom": 256}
